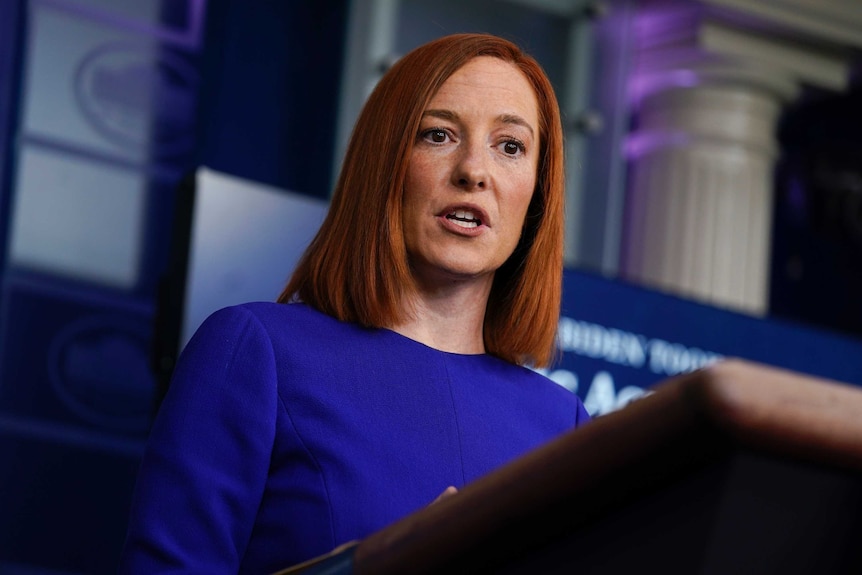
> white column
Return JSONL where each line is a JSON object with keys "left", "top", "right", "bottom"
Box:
{"left": 620, "top": 2, "right": 860, "bottom": 315}
{"left": 623, "top": 73, "right": 792, "bottom": 314}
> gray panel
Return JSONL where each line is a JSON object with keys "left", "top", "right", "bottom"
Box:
{"left": 182, "top": 169, "right": 328, "bottom": 348}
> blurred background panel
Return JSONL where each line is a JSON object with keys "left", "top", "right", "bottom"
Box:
{"left": 0, "top": 0, "right": 204, "bottom": 572}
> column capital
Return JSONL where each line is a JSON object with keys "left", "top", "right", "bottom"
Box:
{"left": 633, "top": 0, "right": 859, "bottom": 103}
{"left": 701, "top": 0, "right": 862, "bottom": 50}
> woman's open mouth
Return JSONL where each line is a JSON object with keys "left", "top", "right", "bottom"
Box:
{"left": 446, "top": 209, "right": 481, "bottom": 228}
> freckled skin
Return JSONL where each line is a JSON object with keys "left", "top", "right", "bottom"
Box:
{"left": 403, "top": 57, "right": 540, "bottom": 292}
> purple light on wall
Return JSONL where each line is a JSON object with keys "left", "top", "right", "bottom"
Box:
{"left": 629, "top": 68, "right": 700, "bottom": 105}
{"left": 628, "top": 4, "right": 704, "bottom": 107}
{"left": 633, "top": 3, "right": 701, "bottom": 42}
{"left": 786, "top": 176, "right": 808, "bottom": 224}
{"left": 624, "top": 130, "right": 692, "bottom": 159}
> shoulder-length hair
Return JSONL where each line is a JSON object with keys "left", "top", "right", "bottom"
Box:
{"left": 279, "top": 33, "right": 565, "bottom": 368}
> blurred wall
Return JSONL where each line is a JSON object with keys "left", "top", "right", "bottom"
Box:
{"left": 195, "top": 0, "right": 347, "bottom": 197}
{"left": 0, "top": 1, "right": 346, "bottom": 573}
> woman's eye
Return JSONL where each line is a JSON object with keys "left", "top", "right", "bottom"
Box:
{"left": 423, "top": 129, "right": 448, "bottom": 143}
{"left": 502, "top": 140, "right": 525, "bottom": 155}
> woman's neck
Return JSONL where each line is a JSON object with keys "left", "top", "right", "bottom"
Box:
{"left": 387, "top": 275, "right": 492, "bottom": 354}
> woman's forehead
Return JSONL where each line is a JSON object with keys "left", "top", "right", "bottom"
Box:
{"left": 426, "top": 57, "right": 539, "bottom": 129}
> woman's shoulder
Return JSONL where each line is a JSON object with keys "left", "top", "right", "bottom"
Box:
{"left": 191, "top": 301, "right": 369, "bottom": 361}
{"left": 208, "top": 300, "right": 319, "bottom": 321}
{"left": 200, "top": 301, "right": 340, "bottom": 335}
{"left": 480, "top": 355, "right": 568, "bottom": 391}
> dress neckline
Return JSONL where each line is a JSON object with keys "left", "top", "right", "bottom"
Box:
{"left": 378, "top": 327, "right": 488, "bottom": 359}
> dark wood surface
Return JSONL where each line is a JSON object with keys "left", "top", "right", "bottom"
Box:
{"left": 351, "top": 359, "right": 862, "bottom": 575}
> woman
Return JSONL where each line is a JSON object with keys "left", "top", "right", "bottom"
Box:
{"left": 120, "top": 33, "right": 590, "bottom": 574}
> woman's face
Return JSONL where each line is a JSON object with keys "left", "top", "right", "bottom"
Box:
{"left": 403, "top": 56, "right": 540, "bottom": 289}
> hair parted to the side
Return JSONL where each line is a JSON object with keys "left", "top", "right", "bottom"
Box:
{"left": 279, "top": 33, "right": 566, "bottom": 368}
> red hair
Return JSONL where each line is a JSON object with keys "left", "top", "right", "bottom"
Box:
{"left": 279, "top": 33, "right": 565, "bottom": 367}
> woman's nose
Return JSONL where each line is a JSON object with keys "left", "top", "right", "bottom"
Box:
{"left": 451, "top": 142, "right": 488, "bottom": 190}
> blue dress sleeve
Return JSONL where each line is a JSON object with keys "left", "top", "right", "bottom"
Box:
{"left": 119, "top": 306, "right": 278, "bottom": 573}
{"left": 575, "top": 397, "right": 591, "bottom": 426}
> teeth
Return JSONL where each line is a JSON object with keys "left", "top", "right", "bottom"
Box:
{"left": 451, "top": 219, "right": 478, "bottom": 229}
{"left": 446, "top": 210, "right": 480, "bottom": 228}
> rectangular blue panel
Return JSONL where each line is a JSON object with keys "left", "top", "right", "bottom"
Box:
{"left": 9, "top": 145, "right": 147, "bottom": 287}
{"left": 552, "top": 269, "right": 862, "bottom": 416}
{"left": 0, "top": 277, "right": 154, "bottom": 441}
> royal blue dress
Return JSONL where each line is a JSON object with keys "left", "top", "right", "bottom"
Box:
{"left": 119, "top": 302, "right": 590, "bottom": 574}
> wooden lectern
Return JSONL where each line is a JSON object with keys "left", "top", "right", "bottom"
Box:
{"left": 284, "top": 359, "right": 862, "bottom": 574}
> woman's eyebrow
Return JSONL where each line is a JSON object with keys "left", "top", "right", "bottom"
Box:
{"left": 422, "top": 109, "right": 459, "bottom": 122}
{"left": 422, "top": 110, "right": 534, "bottom": 137}
{"left": 499, "top": 114, "right": 534, "bottom": 138}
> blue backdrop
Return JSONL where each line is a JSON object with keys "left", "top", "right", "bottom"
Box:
{"left": 548, "top": 269, "right": 862, "bottom": 416}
